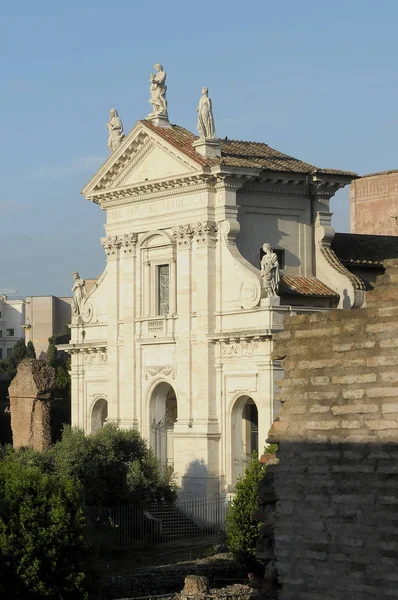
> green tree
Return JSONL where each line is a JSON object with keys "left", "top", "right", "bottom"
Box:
{"left": 46, "top": 337, "right": 71, "bottom": 442}
{"left": 26, "top": 340, "right": 36, "bottom": 359}
{"left": 226, "top": 454, "right": 265, "bottom": 568}
{"left": 51, "top": 424, "right": 178, "bottom": 506}
{"left": 7, "top": 339, "right": 28, "bottom": 374}
{"left": 46, "top": 337, "right": 57, "bottom": 366}
{"left": 0, "top": 450, "right": 93, "bottom": 599}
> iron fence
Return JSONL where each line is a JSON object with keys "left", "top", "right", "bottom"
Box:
{"left": 87, "top": 494, "right": 234, "bottom": 550}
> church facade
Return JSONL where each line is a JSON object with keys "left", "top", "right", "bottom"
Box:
{"left": 62, "top": 69, "right": 364, "bottom": 494}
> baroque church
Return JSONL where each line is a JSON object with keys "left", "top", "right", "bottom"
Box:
{"left": 61, "top": 65, "right": 366, "bottom": 494}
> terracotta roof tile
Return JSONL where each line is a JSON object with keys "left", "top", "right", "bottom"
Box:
{"left": 142, "top": 122, "right": 356, "bottom": 177}
{"left": 279, "top": 275, "right": 338, "bottom": 298}
{"left": 332, "top": 233, "right": 398, "bottom": 267}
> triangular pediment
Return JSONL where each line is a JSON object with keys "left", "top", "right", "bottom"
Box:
{"left": 82, "top": 121, "right": 201, "bottom": 199}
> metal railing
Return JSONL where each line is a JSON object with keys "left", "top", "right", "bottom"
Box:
{"left": 86, "top": 494, "right": 233, "bottom": 550}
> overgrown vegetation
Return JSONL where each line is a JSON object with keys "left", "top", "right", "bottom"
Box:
{"left": 0, "top": 449, "right": 94, "bottom": 599}
{"left": 225, "top": 453, "right": 265, "bottom": 570}
{"left": 51, "top": 424, "right": 178, "bottom": 506}
{"left": 46, "top": 335, "right": 71, "bottom": 441}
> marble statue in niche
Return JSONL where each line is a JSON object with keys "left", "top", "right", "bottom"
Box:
{"left": 260, "top": 243, "right": 280, "bottom": 298}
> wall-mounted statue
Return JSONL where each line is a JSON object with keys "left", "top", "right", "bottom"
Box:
{"left": 149, "top": 64, "right": 168, "bottom": 116}
{"left": 107, "top": 108, "right": 124, "bottom": 153}
{"left": 196, "top": 87, "right": 216, "bottom": 139}
{"left": 260, "top": 243, "right": 280, "bottom": 298}
{"left": 72, "top": 272, "right": 87, "bottom": 316}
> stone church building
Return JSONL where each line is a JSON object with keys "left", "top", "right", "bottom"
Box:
{"left": 62, "top": 70, "right": 365, "bottom": 494}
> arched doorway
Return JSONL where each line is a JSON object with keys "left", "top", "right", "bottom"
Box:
{"left": 231, "top": 395, "right": 259, "bottom": 484}
{"left": 91, "top": 398, "right": 108, "bottom": 433}
{"left": 150, "top": 382, "right": 177, "bottom": 469}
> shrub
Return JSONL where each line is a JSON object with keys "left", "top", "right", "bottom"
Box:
{"left": 51, "top": 423, "right": 178, "bottom": 506}
{"left": 0, "top": 451, "right": 93, "bottom": 599}
{"left": 225, "top": 454, "right": 265, "bottom": 569}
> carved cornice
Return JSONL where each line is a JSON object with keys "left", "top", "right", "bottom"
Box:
{"left": 160, "top": 143, "right": 197, "bottom": 173}
{"left": 93, "top": 132, "right": 148, "bottom": 191}
{"left": 101, "top": 233, "right": 138, "bottom": 256}
{"left": 91, "top": 174, "right": 213, "bottom": 208}
{"left": 109, "top": 139, "right": 156, "bottom": 188}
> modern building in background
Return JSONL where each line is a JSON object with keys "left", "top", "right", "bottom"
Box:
{"left": 350, "top": 169, "right": 398, "bottom": 235}
{"left": 0, "top": 295, "right": 73, "bottom": 360}
{"left": 24, "top": 296, "right": 72, "bottom": 359}
{"left": 0, "top": 296, "right": 25, "bottom": 359}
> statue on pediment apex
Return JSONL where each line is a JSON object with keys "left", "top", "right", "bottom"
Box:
{"left": 149, "top": 64, "right": 168, "bottom": 116}
{"left": 260, "top": 243, "right": 280, "bottom": 298}
{"left": 107, "top": 108, "right": 124, "bottom": 153}
{"left": 197, "top": 87, "right": 216, "bottom": 139}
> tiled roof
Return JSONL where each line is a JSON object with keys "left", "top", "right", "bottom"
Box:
{"left": 332, "top": 233, "right": 398, "bottom": 267}
{"left": 142, "top": 122, "right": 356, "bottom": 177}
{"left": 279, "top": 275, "right": 338, "bottom": 298}
{"left": 360, "top": 169, "right": 398, "bottom": 178}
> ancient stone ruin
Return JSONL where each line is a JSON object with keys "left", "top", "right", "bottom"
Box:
{"left": 9, "top": 358, "right": 55, "bottom": 451}
{"left": 257, "top": 259, "right": 398, "bottom": 599}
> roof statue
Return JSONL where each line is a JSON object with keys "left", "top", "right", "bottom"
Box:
{"left": 107, "top": 108, "right": 124, "bottom": 153}
{"left": 260, "top": 243, "right": 280, "bottom": 298}
{"left": 149, "top": 64, "right": 168, "bottom": 116}
{"left": 72, "top": 272, "right": 87, "bottom": 317}
{"left": 196, "top": 87, "right": 216, "bottom": 139}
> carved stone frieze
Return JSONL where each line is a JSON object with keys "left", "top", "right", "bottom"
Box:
{"left": 221, "top": 339, "right": 264, "bottom": 358}
{"left": 144, "top": 365, "right": 176, "bottom": 380}
{"left": 84, "top": 352, "right": 108, "bottom": 366}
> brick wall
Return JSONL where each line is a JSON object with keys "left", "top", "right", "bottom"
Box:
{"left": 257, "top": 259, "right": 398, "bottom": 599}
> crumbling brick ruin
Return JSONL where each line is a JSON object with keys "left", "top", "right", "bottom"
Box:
{"left": 9, "top": 358, "right": 55, "bottom": 451}
{"left": 257, "top": 259, "right": 398, "bottom": 599}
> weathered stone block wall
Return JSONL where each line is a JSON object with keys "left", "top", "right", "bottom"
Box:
{"left": 257, "top": 259, "right": 398, "bottom": 600}
{"left": 9, "top": 358, "right": 55, "bottom": 451}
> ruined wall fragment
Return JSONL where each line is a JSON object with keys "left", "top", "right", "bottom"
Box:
{"left": 9, "top": 358, "right": 55, "bottom": 451}
{"left": 257, "top": 259, "right": 398, "bottom": 600}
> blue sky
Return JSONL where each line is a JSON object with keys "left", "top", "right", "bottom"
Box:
{"left": 1, "top": 0, "right": 397, "bottom": 296}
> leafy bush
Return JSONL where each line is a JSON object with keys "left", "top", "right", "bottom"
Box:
{"left": 0, "top": 450, "right": 93, "bottom": 599}
{"left": 226, "top": 454, "right": 265, "bottom": 569}
{"left": 51, "top": 423, "right": 178, "bottom": 506}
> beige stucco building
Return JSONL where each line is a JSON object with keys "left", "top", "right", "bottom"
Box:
{"left": 61, "top": 85, "right": 371, "bottom": 494}
{"left": 0, "top": 296, "right": 25, "bottom": 360}
{"left": 24, "top": 296, "right": 72, "bottom": 359}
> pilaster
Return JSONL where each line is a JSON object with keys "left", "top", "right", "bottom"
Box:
{"left": 101, "top": 235, "right": 122, "bottom": 424}
{"left": 172, "top": 224, "right": 194, "bottom": 425}
{"left": 118, "top": 233, "right": 138, "bottom": 428}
